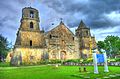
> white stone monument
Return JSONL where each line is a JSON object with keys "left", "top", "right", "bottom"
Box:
{"left": 93, "top": 49, "right": 99, "bottom": 74}
{"left": 93, "top": 49, "right": 109, "bottom": 74}
{"left": 101, "top": 49, "right": 109, "bottom": 72}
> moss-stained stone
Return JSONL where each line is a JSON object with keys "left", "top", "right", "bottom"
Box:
{"left": 10, "top": 7, "right": 97, "bottom": 65}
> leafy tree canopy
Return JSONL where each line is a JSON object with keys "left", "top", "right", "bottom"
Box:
{"left": 0, "top": 34, "right": 11, "bottom": 62}
{"left": 97, "top": 35, "right": 120, "bottom": 58}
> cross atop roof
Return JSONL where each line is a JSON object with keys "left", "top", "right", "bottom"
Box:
{"left": 60, "top": 18, "right": 64, "bottom": 25}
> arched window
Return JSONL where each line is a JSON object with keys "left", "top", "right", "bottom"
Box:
{"left": 73, "top": 37, "right": 74, "bottom": 41}
{"left": 30, "top": 40, "right": 32, "bottom": 46}
{"left": 30, "top": 11, "right": 34, "bottom": 18}
{"left": 50, "top": 34, "right": 52, "bottom": 39}
{"left": 86, "top": 31, "right": 88, "bottom": 36}
{"left": 30, "top": 22, "right": 33, "bottom": 28}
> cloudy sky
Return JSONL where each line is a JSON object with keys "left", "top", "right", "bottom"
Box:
{"left": 0, "top": 0, "right": 120, "bottom": 46}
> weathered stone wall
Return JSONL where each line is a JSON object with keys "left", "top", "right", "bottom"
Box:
{"left": 91, "top": 37, "right": 97, "bottom": 49}
{"left": 20, "top": 20, "right": 40, "bottom": 31}
{"left": 11, "top": 7, "right": 98, "bottom": 65}
{"left": 75, "top": 21, "right": 97, "bottom": 58}
{"left": 13, "top": 7, "right": 45, "bottom": 65}
{"left": 20, "top": 31, "right": 43, "bottom": 47}
{"left": 46, "top": 22, "right": 80, "bottom": 60}
{"left": 22, "top": 7, "right": 39, "bottom": 21}
{"left": 11, "top": 48, "right": 46, "bottom": 65}
{"left": 81, "top": 37, "right": 96, "bottom": 49}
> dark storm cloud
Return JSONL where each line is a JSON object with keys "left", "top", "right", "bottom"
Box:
{"left": 0, "top": 0, "right": 27, "bottom": 31}
{"left": 0, "top": 0, "right": 27, "bottom": 44}
{"left": 0, "top": 0, "right": 120, "bottom": 43}
{"left": 41, "top": 0, "right": 120, "bottom": 29}
{"left": 0, "top": 16, "right": 8, "bottom": 27}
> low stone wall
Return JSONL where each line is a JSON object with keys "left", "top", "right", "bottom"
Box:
{"left": 108, "top": 62, "right": 120, "bottom": 66}
{"left": 63, "top": 62, "right": 120, "bottom": 66}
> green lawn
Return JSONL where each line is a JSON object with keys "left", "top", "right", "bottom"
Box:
{"left": 0, "top": 65, "right": 120, "bottom": 79}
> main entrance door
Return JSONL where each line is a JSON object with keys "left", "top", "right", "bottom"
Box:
{"left": 60, "top": 51, "right": 66, "bottom": 60}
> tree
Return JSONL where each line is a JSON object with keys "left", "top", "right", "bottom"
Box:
{"left": 104, "top": 35, "right": 120, "bottom": 58}
{"left": 97, "top": 41, "right": 105, "bottom": 53}
{"left": 97, "top": 35, "right": 120, "bottom": 58}
{"left": 0, "top": 34, "right": 11, "bottom": 62}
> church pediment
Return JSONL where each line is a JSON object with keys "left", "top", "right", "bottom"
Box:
{"left": 47, "top": 21, "right": 74, "bottom": 38}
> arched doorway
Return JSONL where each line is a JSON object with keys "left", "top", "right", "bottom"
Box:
{"left": 60, "top": 51, "right": 66, "bottom": 60}
{"left": 51, "top": 50, "right": 57, "bottom": 59}
{"left": 51, "top": 52, "right": 56, "bottom": 59}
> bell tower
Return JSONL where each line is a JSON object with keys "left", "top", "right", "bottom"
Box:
{"left": 20, "top": 7, "right": 40, "bottom": 31}
{"left": 75, "top": 20, "right": 97, "bottom": 58}
{"left": 15, "top": 7, "right": 44, "bottom": 48}
{"left": 76, "top": 20, "right": 91, "bottom": 37}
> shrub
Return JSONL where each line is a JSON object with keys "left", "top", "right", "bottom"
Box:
{"left": 64, "top": 59, "right": 80, "bottom": 63}
{"left": 49, "top": 59, "right": 61, "bottom": 64}
{"left": 115, "top": 58, "right": 120, "bottom": 62}
{"left": 107, "top": 58, "right": 116, "bottom": 62}
{"left": 0, "top": 62, "right": 10, "bottom": 67}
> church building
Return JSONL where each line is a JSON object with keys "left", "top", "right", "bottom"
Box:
{"left": 10, "top": 7, "right": 97, "bottom": 65}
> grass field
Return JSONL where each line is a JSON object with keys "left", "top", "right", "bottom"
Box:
{"left": 0, "top": 64, "right": 120, "bottom": 79}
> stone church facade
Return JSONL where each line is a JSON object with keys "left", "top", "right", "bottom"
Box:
{"left": 11, "top": 7, "right": 97, "bottom": 65}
